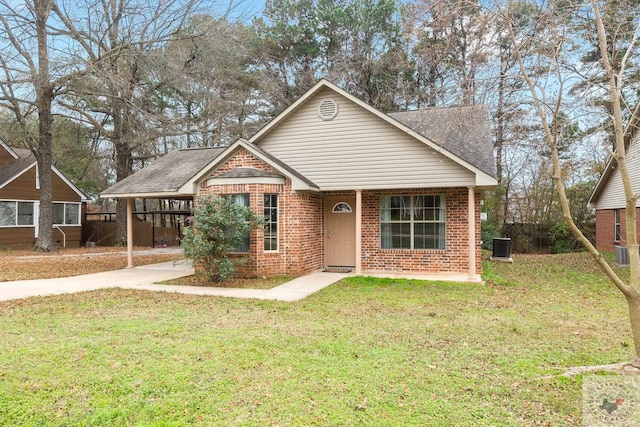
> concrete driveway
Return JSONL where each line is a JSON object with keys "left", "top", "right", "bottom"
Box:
{"left": 0, "top": 260, "right": 347, "bottom": 302}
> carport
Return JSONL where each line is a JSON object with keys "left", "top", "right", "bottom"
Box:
{"left": 100, "top": 147, "right": 227, "bottom": 268}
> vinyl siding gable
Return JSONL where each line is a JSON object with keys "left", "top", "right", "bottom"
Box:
{"left": 256, "top": 88, "right": 475, "bottom": 191}
{"left": 596, "top": 134, "right": 640, "bottom": 209}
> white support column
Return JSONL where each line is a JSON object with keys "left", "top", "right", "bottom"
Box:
{"left": 468, "top": 187, "right": 476, "bottom": 279}
{"left": 355, "top": 190, "right": 362, "bottom": 274}
{"left": 127, "top": 198, "right": 134, "bottom": 269}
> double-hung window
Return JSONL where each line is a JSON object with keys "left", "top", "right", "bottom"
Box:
{"left": 264, "top": 194, "right": 278, "bottom": 252}
{"left": 615, "top": 209, "right": 621, "bottom": 241}
{"left": 380, "top": 195, "right": 445, "bottom": 249}
{"left": 0, "top": 201, "right": 34, "bottom": 226}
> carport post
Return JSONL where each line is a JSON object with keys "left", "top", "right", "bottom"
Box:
{"left": 468, "top": 187, "right": 476, "bottom": 279}
{"left": 127, "top": 198, "right": 134, "bottom": 268}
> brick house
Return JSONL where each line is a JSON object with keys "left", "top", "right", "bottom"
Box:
{"left": 102, "top": 80, "right": 498, "bottom": 281}
{"left": 589, "top": 123, "right": 640, "bottom": 253}
{"left": 0, "top": 139, "right": 89, "bottom": 249}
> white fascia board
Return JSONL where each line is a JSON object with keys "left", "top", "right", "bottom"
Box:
{"left": 588, "top": 155, "right": 615, "bottom": 206}
{"left": 52, "top": 166, "right": 91, "bottom": 201}
{"left": 475, "top": 173, "right": 499, "bottom": 187}
{"left": 0, "top": 162, "right": 36, "bottom": 191}
{"left": 100, "top": 191, "right": 191, "bottom": 199}
{"left": 0, "top": 139, "right": 19, "bottom": 159}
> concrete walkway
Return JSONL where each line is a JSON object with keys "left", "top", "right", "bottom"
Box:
{"left": 0, "top": 260, "right": 348, "bottom": 302}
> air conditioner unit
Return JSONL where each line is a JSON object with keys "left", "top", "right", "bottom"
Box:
{"left": 614, "top": 246, "right": 630, "bottom": 266}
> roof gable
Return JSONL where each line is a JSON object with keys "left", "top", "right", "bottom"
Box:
{"left": 251, "top": 80, "right": 497, "bottom": 190}
{"left": 202, "top": 139, "right": 318, "bottom": 192}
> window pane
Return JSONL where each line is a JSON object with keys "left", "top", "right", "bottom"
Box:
{"left": 414, "top": 223, "right": 445, "bottom": 249}
{"left": 17, "top": 202, "right": 34, "bottom": 226}
{"left": 0, "top": 201, "right": 16, "bottom": 226}
{"left": 65, "top": 204, "right": 80, "bottom": 225}
{"left": 227, "top": 194, "right": 250, "bottom": 252}
{"left": 381, "top": 223, "right": 410, "bottom": 249}
{"left": 264, "top": 194, "right": 278, "bottom": 251}
{"left": 53, "top": 203, "right": 64, "bottom": 225}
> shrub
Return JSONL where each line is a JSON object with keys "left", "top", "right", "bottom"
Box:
{"left": 182, "top": 195, "right": 261, "bottom": 282}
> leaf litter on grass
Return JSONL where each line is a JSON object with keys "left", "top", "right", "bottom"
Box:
{"left": 0, "top": 247, "right": 184, "bottom": 281}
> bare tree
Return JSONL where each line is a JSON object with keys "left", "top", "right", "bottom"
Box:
{"left": 0, "top": 0, "right": 61, "bottom": 251}
{"left": 500, "top": 0, "right": 640, "bottom": 362}
{"left": 51, "top": 0, "right": 202, "bottom": 244}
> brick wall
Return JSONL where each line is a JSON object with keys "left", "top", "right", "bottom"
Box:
{"left": 199, "top": 148, "right": 323, "bottom": 277}
{"left": 596, "top": 208, "right": 640, "bottom": 253}
{"left": 198, "top": 148, "right": 482, "bottom": 277}
{"left": 360, "top": 188, "right": 481, "bottom": 274}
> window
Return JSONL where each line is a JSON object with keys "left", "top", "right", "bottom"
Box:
{"left": 615, "top": 209, "right": 621, "bottom": 241}
{"left": 0, "top": 201, "right": 34, "bottom": 226}
{"left": 264, "top": 194, "right": 278, "bottom": 252}
{"left": 380, "top": 195, "right": 445, "bottom": 249}
{"left": 53, "top": 202, "right": 80, "bottom": 225}
{"left": 332, "top": 202, "right": 352, "bottom": 213}
{"left": 225, "top": 194, "right": 250, "bottom": 252}
{"left": 0, "top": 201, "right": 18, "bottom": 226}
{"left": 17, "top": 202, "right": 34, "bottom": 225}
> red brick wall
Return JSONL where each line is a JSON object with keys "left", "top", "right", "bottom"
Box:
{"left": 360, "top": 188, "right": 481, "bottom": 274}
{"left": 198, "top": 149, "right": 482, "bottom": 277}
{"left": 199, "top": 148, "right": 323, "bottom": 277}
{"left": 596, "top": 208, "right": 640, "bottom": 253}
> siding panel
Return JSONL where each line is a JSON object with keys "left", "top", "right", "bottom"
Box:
{"left": 597, "top": 134, "right": 640, "bottom": 209}
{"left": 0, "top": 166, "right": 81, "bottom": 202}
{"left": 258, "top": 88, "right": 475, "bottom": 190}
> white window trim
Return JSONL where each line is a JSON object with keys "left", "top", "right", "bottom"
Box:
{"left": 615, "top": 209, "right": 621, "bottom": 242}
{"left": 380, "top": 194, "right": 446, "bottom": 250}
{"left": 0, "top": 200, "right": 36, "bottom": 228}
{"left": 0, "top": 200, "right": 82, "bottom": 228}
{"left": 52, "top": 202, "right": 82, "bottom": 226}
{"left": 264, "top": 194, "right": 279, "bottom": 253}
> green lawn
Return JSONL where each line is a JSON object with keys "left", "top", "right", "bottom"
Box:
{"left": 0, "top": 253, "right": 633, "bottom": 426}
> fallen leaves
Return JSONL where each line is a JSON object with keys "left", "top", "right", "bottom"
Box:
{"left": 0, "top": 247, "right": 184, "bottom": 281}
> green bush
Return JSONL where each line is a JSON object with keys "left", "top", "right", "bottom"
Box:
{"left": 182, "top": 194, "right": 261, "bottom": 282}
{"left": 549, "top": 221, "right": 574, "bottom": 254}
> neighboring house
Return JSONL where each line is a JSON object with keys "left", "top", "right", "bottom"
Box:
{"left": 102, "top": 80, "right": 498, "bottom": 281}
{"left": 589, "top": 124, "right": 640, "bottom": 253}
{"left": 0, "top": 139, "right": 90, "bottom": 249}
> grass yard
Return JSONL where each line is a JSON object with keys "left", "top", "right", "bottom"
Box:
{"left": 0, "top": 252, "right": 634, "bottom": 425}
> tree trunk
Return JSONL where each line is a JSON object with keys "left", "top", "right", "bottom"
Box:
{"left": 627, "top": 293, "right": 640, "bottom": 359}
{"left": 33, "top": 0, "right": 53, "bottom": 252}
{"left": 113, "top": 107, "right": 133, "bottom": 246}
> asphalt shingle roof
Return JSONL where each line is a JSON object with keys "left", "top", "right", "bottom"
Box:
{"left": 101, "top": 147, "right": 226, "bottom": 196}
{"left": 388, "top": 105, "right": 496, "bottom": 178}
{"left": 0, "top": 146, "right": 36, "bottom": 188}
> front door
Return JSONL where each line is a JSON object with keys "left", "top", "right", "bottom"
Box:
{"left": 324, "top": 195, "right": 356, "bottom": 267}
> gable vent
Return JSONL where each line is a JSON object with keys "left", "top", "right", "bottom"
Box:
{"left": 318, "top": 99, "right": 339, "bottom": 121}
